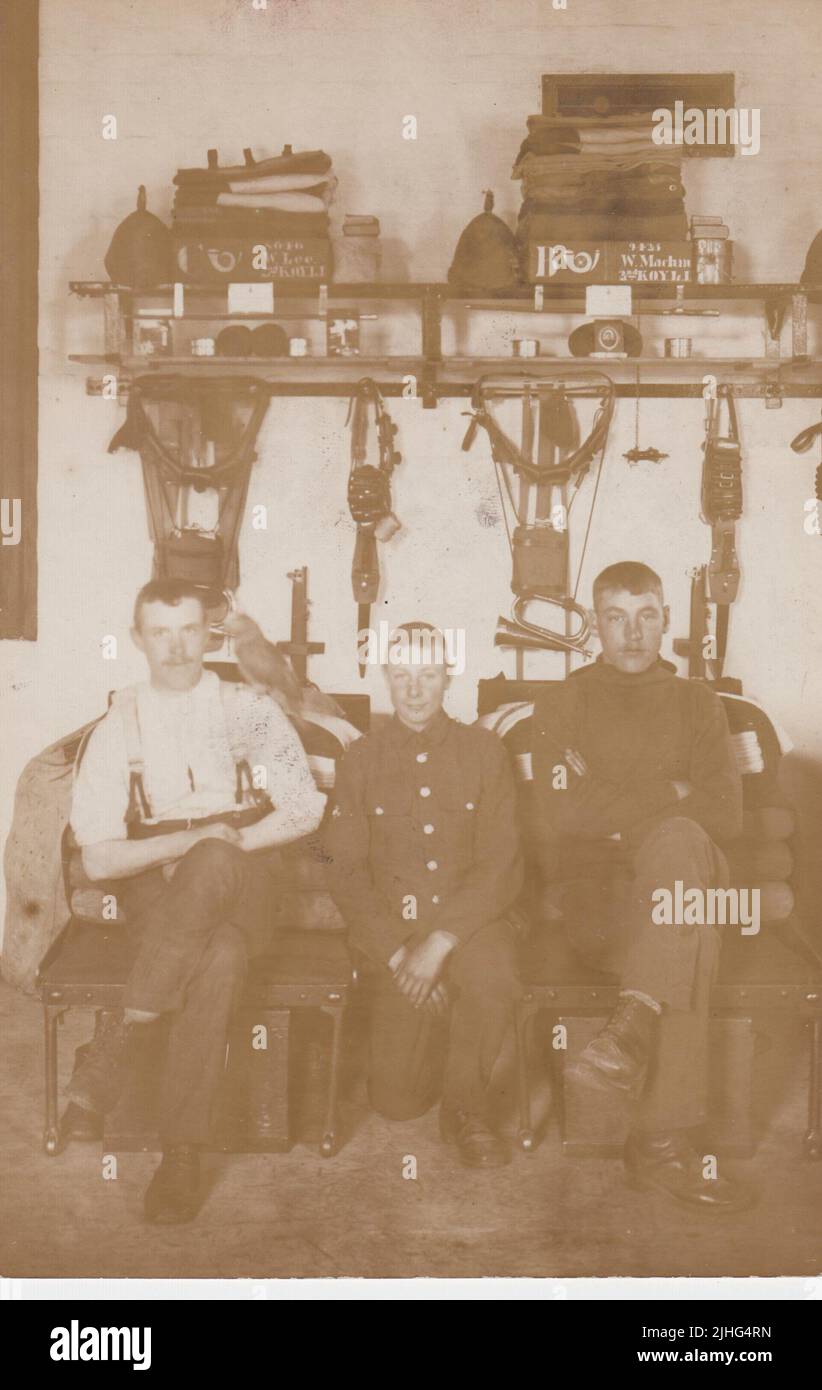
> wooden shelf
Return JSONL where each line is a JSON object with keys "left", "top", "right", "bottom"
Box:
{"left": 132, "top": 312, "right": 331, "bottom": 322}
{"left": 439, "top": 355, "right": 822, "bottom": 370}
{"left": 69, "top": 280, "right": 429, "bottom": 301}
{"left": 69, "top": 279, "right": 822, "bottom": 303}
{"left": 69, "top": 353, "right": 422, "bottom": 369}
{"left": 69, "top": 279, "right": 821, "bottom": 405}
{"left": 70, "top": 352, "right": 822, "bottom": 371}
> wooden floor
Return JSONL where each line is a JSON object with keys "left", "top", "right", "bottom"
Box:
{"left": 2, "top": 979, "right": 822, "bottom": 1281}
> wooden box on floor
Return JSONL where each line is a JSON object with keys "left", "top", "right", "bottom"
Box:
{"left": 41, "top": 926, "right": 354, "bottom": 1159}
{"left": 559, "top": 1015, "right": 755, "bottom": 1157}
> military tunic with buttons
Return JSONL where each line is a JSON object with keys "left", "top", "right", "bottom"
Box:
{"left": 325, "top": 709, "right": 524, "bottom": 1120}
{"left": 325, "top": 709, "right": 523, "bottom": 966}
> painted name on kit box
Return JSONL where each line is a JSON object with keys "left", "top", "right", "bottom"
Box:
{"left": 528, "top": 241, "right": 693, "bottom": 286}
{"left": 173, "top": 235, "right": 331, "bottom": 283}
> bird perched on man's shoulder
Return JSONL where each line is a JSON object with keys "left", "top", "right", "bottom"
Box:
{"left": 223, "top": 610, "right": 344, "bottom": 721}
{"left": 223, "top": 610, "right": 301, "bottom": 713}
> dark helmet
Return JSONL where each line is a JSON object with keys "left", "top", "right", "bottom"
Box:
{"left": 104, "top": 186, "right": 173, "bottom": 288}
{"left": 448, "top": 191, "right": 520, "bottom": 294}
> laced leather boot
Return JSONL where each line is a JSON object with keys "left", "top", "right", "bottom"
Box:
{"left": 64, "top": 1012, "right": 141, "bottom": 1116}
{"left": 440, "top": 1105, "right": 511, "bottom": 1168}
{"left": 568, "top": 994, "right": 658, "bottom": 1100}
{"left": 625, "top": 1130, "right": 754, "bottom": 1211}
{"left": 143, "top": 1146, "right": 202, "bottom": 1225}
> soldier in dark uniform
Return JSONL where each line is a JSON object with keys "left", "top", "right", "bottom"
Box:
{"left": 325, "top": 623, "right": 524, "bottom": 1167}
{"left": 532, "top": 562, "right": 751, "bottom": 1210}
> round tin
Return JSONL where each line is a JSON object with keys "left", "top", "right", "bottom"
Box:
{"left": 512, "top": 338, "right": 539, "bottom": 358}
{"left": 191, "top": 337, "right": 216, "bottom": 357}
{"left": 289, "top": 337, "right": 309, "bottom": 357}
{"left": 664, "top": 337, "right": 692, "bottom": 358}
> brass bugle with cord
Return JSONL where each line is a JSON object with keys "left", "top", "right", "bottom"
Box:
{"left": 495, "top": 593, "right": 593, "bottom": 658}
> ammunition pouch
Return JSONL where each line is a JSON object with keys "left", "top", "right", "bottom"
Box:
{"left": 512, "top": 525, "right": 568, "bottom": 597}
{"left": 157, "top": 530, "right": 225, "bottom": 596}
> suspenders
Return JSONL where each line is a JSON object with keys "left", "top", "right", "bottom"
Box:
{"left": 114, "top": 683, "right": 269, "bottom": 832}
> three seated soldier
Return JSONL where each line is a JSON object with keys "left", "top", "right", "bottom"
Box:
{"left": 65, "top": 564, "right": 751, "bottom": 1222}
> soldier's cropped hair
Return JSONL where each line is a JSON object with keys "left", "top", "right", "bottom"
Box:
{"left": 592, "top": 562, "right": 663, "bottom": 607}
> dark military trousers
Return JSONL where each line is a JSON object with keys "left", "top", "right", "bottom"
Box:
{"left": 560, "top": 816, "right": 729, "bottom": 1132}
{"left": 365, "top": 917, "right": 522, "bottom": 1121}
{"left": 115, "top": 839, "right": 280, "bottom": 1145}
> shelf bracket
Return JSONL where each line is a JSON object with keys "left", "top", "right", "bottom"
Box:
{"left": 421, "top": 287, "right": 443, "bottom": 409}
{"left": 792, "top": 290, "right": 809, "bottom": 359}
{"left": 102, "top": 291, "right": 129, "bottom": 358}
{"left": 420, "top": 360, "right": 438, "bottom": 409}
{"left": 762, "top": 296, "right": 783, "bottom": 409}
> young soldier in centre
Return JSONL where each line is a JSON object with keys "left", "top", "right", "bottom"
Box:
{"left": 325, "top": 622, "right": 524, "bottom": 1167}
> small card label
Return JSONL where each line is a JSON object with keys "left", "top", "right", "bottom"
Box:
{"left": 586, "top": 285, "right": 632, "bottom": 317}
{"left": 227, "top": 282, "right": 275, "bottom": 314}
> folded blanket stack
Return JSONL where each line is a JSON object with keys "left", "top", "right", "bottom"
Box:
{"left": 512, "top": 113, "right": 689, "bottom": 250}
{"left": 171, "top": 146, "right": 337, "bottom": 240}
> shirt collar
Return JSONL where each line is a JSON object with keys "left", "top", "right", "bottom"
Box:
{"left": 389, "top": 708, "right": 452, "bottom": 750}
{"left": 141, "top": 667, "right": 219, "bottom": 704}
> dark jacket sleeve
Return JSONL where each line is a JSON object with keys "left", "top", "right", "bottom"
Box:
{"left": 676, "top": 684, "right": 743, "bottom": 844}
{"left": 532, "top": 694, "right": 678, "bottom": 840}
{"left": 431, "top": 730, "right": 524, "bottom": 943}
{"left": 323, "top": 741, "right": 412, "bottom": 968}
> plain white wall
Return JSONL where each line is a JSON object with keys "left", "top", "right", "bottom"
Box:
{"left": 4, "top": 0, "right": 822, "bottom": 940}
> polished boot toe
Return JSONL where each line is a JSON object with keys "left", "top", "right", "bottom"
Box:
{"left": 568, "top": 995, "right": 657, "bottom": 1100}
{"left": 440, "top": 1107, "right": 511, "bottom": 1168}
{"left": 143, "top": 1146, "right": 202, "bottom": 1225}
{"left": 624, "top": 1130, "right": 754, "bottom": 1212}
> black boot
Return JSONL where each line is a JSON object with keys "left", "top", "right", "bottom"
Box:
{"left": 61, "top": 1101, "right": 104, "bottom": 1141}
{"left": 624, "top": 1130, "right": 754, "bottom": 1212}
{"left": 143, "top": 1146, "right": 202, "bottom": 1225}
{"left": 440, "top": 1105, "right": 511, "bottom": 1168}
{"left": 64, "top": 1013, "right": 140, "bottom": 1116}
{"left": 568, "top": 994, "right": 658, "bottom": 1099}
